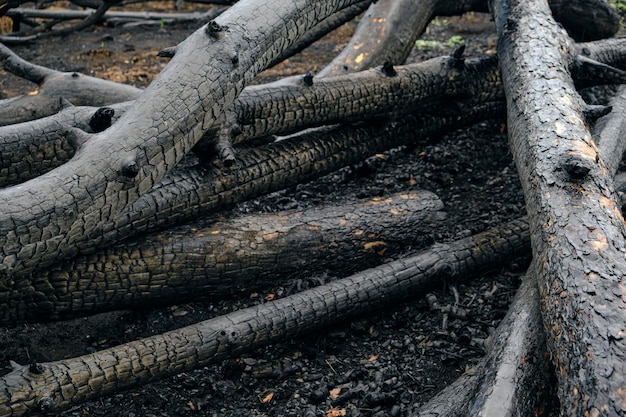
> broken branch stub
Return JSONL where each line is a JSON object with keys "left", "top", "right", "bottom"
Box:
{"left": 0, "top": 0, "right": 372, "bottom": 278}
{"left": 489, "top": 0, "right": 626, "bottom": 414}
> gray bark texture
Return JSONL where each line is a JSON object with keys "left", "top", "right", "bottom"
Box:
{"left": 489, "top": 0, "right": 626, "bottom": 415}
{"left": 0, "top": 218, "right": 531, "bottom": 417}
{"left": 0, "top": 0, "right": 372, "bottom": 278}
{"left": 0, "top": 191, "right": 445, "bottom": 324}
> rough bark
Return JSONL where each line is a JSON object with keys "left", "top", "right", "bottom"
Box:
{"left": 0, "top": 191, "right": 445, "bottom": 324}
{"left": 79, "top": 100, "right": 506, "bottom": 262}
{"left": 490, "top": 0, "right": 626, "bottom": 415}
{"left": 414, "top": 273, "right": 552, "bottom": 417}
{"left": 317, "top": 0, "right": 618, "bottom": 77}
{"left": 0, "top": 0, "right": 372, "bottom": 278}
{"left": 3, "top": 36, "right": 625, "bottom": 185}
{"left": 0, "top": 42, "right": 142, "bottom": 125}
{"left": 0, "top": 217, "right": 531, "bottom": 417}
{"left": 0, "top": 98, "right": 505, "bottom": 278}
{"left": 316, "top": 0, "right": 485, "bottom": 77}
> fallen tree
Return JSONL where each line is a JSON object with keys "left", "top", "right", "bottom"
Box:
{"left": 1, "top": 0, "right": 626, "bottom": 415}
{"left": 0, "top": 217, "right": 532, "bottom": 416}
{"left": 489, "top": 0, "right": 626, "bottom": 414}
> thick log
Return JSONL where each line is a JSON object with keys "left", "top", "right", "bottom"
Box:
{"left": 0, "top": 191, "right": 446, "bottom": 324}
{"left": 0, "top": 0, "right": 371, "bottom": 278}
{"left": 413, "top": 273, "right": 552, "bottom": 417}
{"left": 0, "top": 217, "right": 531, "bottom": 417}
{"left": 489, "top": 0, "right": 626, "bottom": 415}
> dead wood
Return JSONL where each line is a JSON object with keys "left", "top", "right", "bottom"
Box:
{"left": 489, "top": 0, "right": 626, "bottom": 414}
{"left": 0, "top": 191, "right": 446, "bottom": 324}
{"left": 315, "top": 0, "right": 474, "bottom": 78}
{"left": 0, "top": 42, "right": 142, "bottom": 125}
{"left": 5, "top": 36, "right": 624, "bottom": 185}
{"left": 317, "top": 0, "right": 619, "bottom": 77}
{"left": 0, "top": 217, "right": 531, "bottom": 417}
{"left": 593, "top": 86, "right": 626, "bottom": 175}
{"left": 68, "top": 101, "right": 506, "bottom": 266}
{"left": 414, "top": 273, "right": 552, "bottom": 417}
{"left": 0, "top": 0, "right": 372, "bottom": 278}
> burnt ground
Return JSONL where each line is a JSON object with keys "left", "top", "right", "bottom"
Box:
{"left": 0, "top": 6, "right": 559, "bottom": 417}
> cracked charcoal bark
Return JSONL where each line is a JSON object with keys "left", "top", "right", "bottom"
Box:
{"left": 0, "top": 0, "right": 373, "bottom": 278}
{"left": 489, "top": 0, "right": 626, "bottom": 414}
{"left": 0, "top": 191, "right": 446, "bottom": 324}
{"left": 0, "top": 217, "right": 531, "bottom": 417}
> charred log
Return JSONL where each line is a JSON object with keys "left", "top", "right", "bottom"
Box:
{"left": 0, "top": 191, "right": 446, "bottom": 324}
{"left": 490, "top": 0, "right": 626, "bottom": 414}
{"left": 0, "top": 217, "right": 531, "bottom": 416}
{"left": 0, "top": 0, "right": 373, "bottom": 278}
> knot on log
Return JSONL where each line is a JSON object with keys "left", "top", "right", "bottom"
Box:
{"left": 229, "top": 50, "right": 239, "bottom": 66}
{"left": 302, "top": 71, "right": 314, "bottom": 86}
{"left": 381, "top": 61, "right": 396, "bottom": 77}
{"left": 157, "top": 46, "right": 176, "bottom": 58}
{"left": 205, "top": 20, "right": 225, "bottom": 39}
{"left": 560, "top": 154, "right": 594, "bottom": 181}
{"left": 121, "top": 158, "right": 140, "bottom": 178}
{"left": 89, "top": 107, "right": 115, "bottom": 133}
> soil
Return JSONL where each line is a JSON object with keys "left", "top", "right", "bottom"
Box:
{"left": 0, "top": 6, "right": 549, "bottom": 417}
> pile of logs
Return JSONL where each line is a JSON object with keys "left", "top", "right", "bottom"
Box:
{"left": 1, "top": 0, "right": 626, "bottom": 415}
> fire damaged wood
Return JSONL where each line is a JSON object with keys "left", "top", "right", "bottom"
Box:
{"left": 490, "top": 0, "right": 626, "bottom": 414}
{"left": 0, "top": 42, "right": 141, "bottom": 125}
{"left": 0, "top": 191, "right": 446, "bottom": 324}
{"left": 0, "top": 218, "right": 531, "bottom": 417}
{"left": 0, "top": 0, "right": 373, "bottom": 278}
{"left": 414, "top": 274, "right": 551, "bottom": 417}
{"left": 0, "top": 102, "right": 128, "bottom": 187}
{"left": 593, "top": 86, "right": 626, "bottom": 175}
{"left": 317, "top": 0, "right": 619, "bottom": 77}
{"left": 316, "top": 0, "right": 484, "bottom": 77}
{"left": 77, "top": 100, "right": 506, "bottom": 262}
{"left": 5, "top": 36, "right": 624, "bottom": 187}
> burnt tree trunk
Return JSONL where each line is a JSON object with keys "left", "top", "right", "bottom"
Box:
{"left": 1, "top": 191, "right": 445, "bottom": 323}
{"left": 0, "top": 0, "right": 372, "bottom": 277}
{"left": 490, "top": 0, "right": 626, "bottom": 414}
{"left": 0, "top": 218, "right": 531, "bottom": 416}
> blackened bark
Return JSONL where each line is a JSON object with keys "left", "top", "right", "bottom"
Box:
{"left": 316, "top": 0, "right": 444, "bottom": 77}
{"left": 1, "top": 191, "right": 445, "bottom": 324}
{"left": 92, "top": 101, "right": 506, "bottom": 260}
{"left": 0, "top": 218, "right": 530, "bottom": 417}
{"left": 0, "top": 0, "right": 372, "bottom": 278}
{"left": 490, "top": 0, "right": 626, "bottom": 415}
